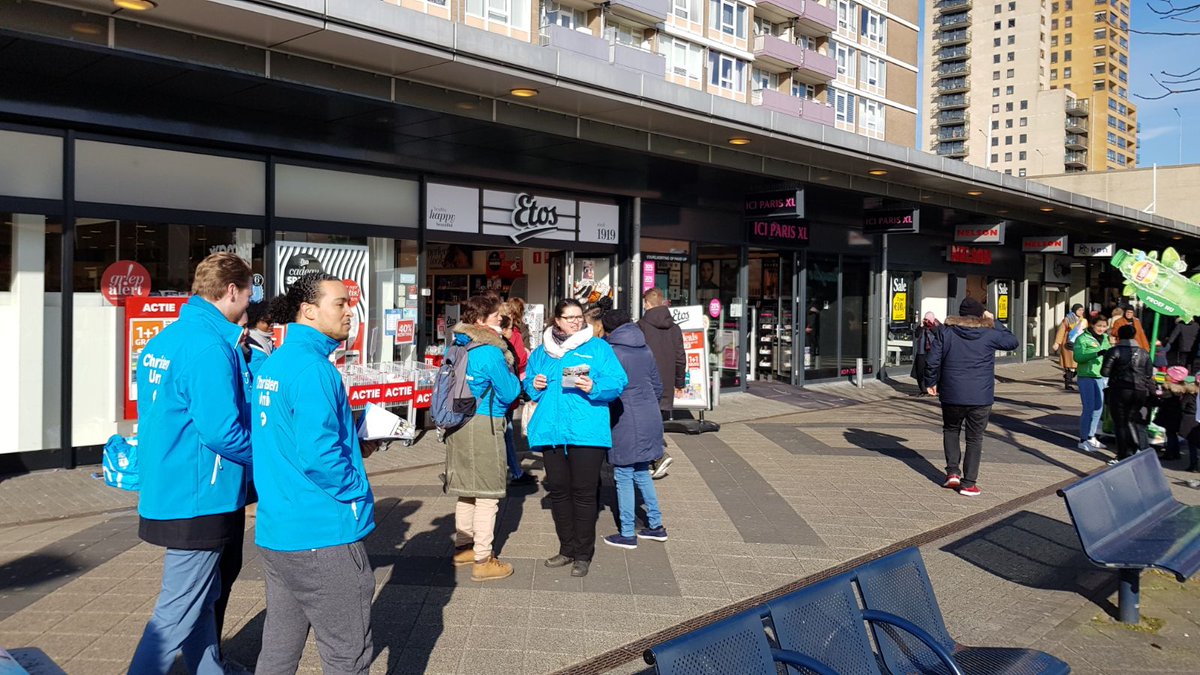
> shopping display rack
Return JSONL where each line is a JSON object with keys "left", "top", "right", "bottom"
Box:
{"left": 340, "top": 361, "right": 438, "bottom": 447}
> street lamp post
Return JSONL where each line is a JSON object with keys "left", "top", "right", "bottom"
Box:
{"left": 1035, "top": 148, "right": 1046, "bottom": 175}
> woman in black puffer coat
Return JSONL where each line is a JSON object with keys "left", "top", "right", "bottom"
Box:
{"left": 599, "top": 310, "right": 669, "bottom": 550}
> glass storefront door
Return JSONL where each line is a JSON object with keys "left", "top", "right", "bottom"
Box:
{"left": 697, "top": 245, "right": 742, "bottom": 389}
{"left": 748, "top": 249, "right": 798, "bottom": 383}
{"left": 803, "top": 253, "right": 840, "bottom": 380}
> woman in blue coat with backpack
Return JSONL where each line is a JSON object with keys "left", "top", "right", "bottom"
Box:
{"left": 599, "top": 310, "right": 668, "bottom": 550}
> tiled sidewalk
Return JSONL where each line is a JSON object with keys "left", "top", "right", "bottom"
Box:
{"left": 2, "top": 362, "right": 1197, "bottom": 673}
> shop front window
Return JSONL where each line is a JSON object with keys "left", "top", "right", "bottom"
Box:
{"left": 698, "top": 245, "right": 742, "bottom": 389}
{"left": 642, "top": 238, "right": 692, "bottom": 306}
{"left": 71, "top": 219, "right": 265, "bottom": 447}
{"left": 841, "top": 256, "right": 871, "bottom": 370}
{"left": 0, "top": 213, "right": 63, "bottom": 454}
{"left": 804, "top": 253, "right": 840, "bottom": 380}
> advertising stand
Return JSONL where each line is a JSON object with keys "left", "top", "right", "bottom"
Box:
{"left": 340, "top": 362, "right": 438, "bottom": 446}
{"left": 663, "top": 305, "right": 721, "bottom": 435}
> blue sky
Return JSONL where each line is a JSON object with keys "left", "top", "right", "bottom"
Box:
{"left": 1131, "top": 1, "right": 1200, "bottom": 166}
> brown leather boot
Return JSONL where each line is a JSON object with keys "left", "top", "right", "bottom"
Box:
{"left": 471, "top": 556, "right": 514, "bottom": 582}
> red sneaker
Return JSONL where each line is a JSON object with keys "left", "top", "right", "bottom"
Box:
{"left": 959, "top": 485, "right": 982, "bottom": 497}
{"left": 943, "top": 474, "right": 961, "bottom": 489}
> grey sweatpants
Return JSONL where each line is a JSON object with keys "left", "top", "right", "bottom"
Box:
{"left": 256, "top": 541, "right": 375, "bottom": 675}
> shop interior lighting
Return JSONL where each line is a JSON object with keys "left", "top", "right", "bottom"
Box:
{"left": 70, "top": 22, "right": 104, "bottom": 35}
{"left": 727, "top": 137, "right": 751, "bottom": 145}
{"left": 509, "top": 88, "right": 538, "bottom": 98}
{"left": 867, "top": 169, "right": 888, "bottom": 176}
{"left": 113, "top": 0, "right": 157, "bottom": 9}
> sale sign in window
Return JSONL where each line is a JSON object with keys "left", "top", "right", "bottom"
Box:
{"left": 125, "top": 296, "right": 188, "bottom": 419}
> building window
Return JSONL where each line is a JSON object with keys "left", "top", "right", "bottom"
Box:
{"left": 860, "top": 99, "right": 885, "bottom": 138}
{"left": 751, "top": 67, "right": 778, "bottom": 91}
{"left": 1065, "top": 16, "right": 1073, "bottom": 27}
{"left": 1050, "top": 69, "right": 1058, "bottom": 80}
{"left": 834, "top": 88, "right": 857, "bottom": 127}
{"left": 1005, "top": 85, "right": 1014, "bottom": 95}
{"left": 1004, "top": 152, "right": 1013, "bottom": 161}
{"left": 1007, "top": 68, "right": 1015, "bottom": 78}
{"left": 1020, "top": 117, "right": 1028, "bottom": 126}
{"left": 993, "top": 87, "right": 1001, "bottom": 97}
{"left": 993, "top": 104, "right": 1001, "bottom": 113}
{"left": 1064, "top": 50, "right": 1072, "bottom": 61}
{"left": 467, "top": 0, "right": 531, "bottom": 27}
{"left": 1065, "top": 33, "right": 1073, "bottom": 45}
{"left": 544, "top": 2, "right": 589, "bottom": 31}
{"left": 994, "top": 54, "right": 1002, "bottom": 64}
{"left": 992, "top": 137, "right": 999, "bottom": 146}
{"left": 673, "top": 0, "right": 702, "bottom": 21}
{"left": 1019, "top": 151, "right": 1027, "bottom": 160}
{"left": 1019, "top": 168, "right": 1027, "bottom": 176}
{"left": 993, "top": 70, "right": 1001, "bottom": 80}
{"left": 605, "top": 20, "right": 648, "bottom": 48}
{"left": 994, "top": 37, "right": 1002, "bottom": 47}
{"left": 708, "top": 51, "right": 747, "bottom": 92}
{"left": 862, "top": 54, "right": 886, "bottom": 92}
{"left": 991, "top": 153, "right": 999, "bottom": 162}
{"left": 1020, "top": 100, "right": 1028, "bottom": 110}
{"left": 836, "top": 43, "right": 858, "bottom": 83}
{"left": 1005, "top": 135, "right": 1013, "bottom": 145}
{"left": 711, "top": 0, "right": 748, "bottom": 38}
{"left": 836, "top": 0, "right": 857, "bottom": 36}
{"left": 1008, "top": 18, "right": 1016, "bottom": 27}
{"left": 1007, "top": 51, "right": 1015, "bottom": 61}
{"left": 992, "top": 120, "right": 1000, "bottom": 130}
{"left": 1008, "top": 34, "right": 1016, "bottom": 44}
{"left": 659, "top": 35, "right": 705, "bottom": 82}
{"left": 791, "top": 81, "right": 817, "bottom": 100}
{"left": 1019, "top": 134, "right": 1027, "bottom": 143}
{"left": 1064, "top": 67, "right": 1072, "bottom": 77}
{"left": 1006, "top": 119, "right": 1014, "bottom": 128}
{"left": 861, "top": 8, "right": 886, "bottom": 45}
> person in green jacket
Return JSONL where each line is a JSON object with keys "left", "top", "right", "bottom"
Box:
{"left": 1073, "top": 314, "right": 1111, "bottom": 452}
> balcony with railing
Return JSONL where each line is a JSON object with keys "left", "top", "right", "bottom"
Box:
{"left": 937, "top": 141, "right": 968, "bottom": 158}
{"left": 937, "top": 127, "right": 969, "bottom": 142}
{"left": 755, "top": 0, "right": 837, "bottom": 34}
{"left": 934, "top": 0, "right": 973, "bottom": 14}
{"left": 934, "top": 109, "right": 969, "bottom": 126}
{"left": 752, "top": 88, "right": 835, "bottom": 125}
{"left": 936, "top": 77, "right": 969, "bottom": 94}
{"left": 610, "top": 41, "right": 666, "bottom": 77}
{"left": 936, "top": 93, "right": 970, "bottom": 109}
{"left": 938, "top": 29, "right": 971, "bottom": 45}
{"left": 937, "top": 12, "right": 971, "bottom": 28}
{"left": 936, "top": 45, "right": 970, "bottom": 61}
{"left": 1065, "top": 116, "right": 1088, "bottom": 133}
{"left": 596, "top": 0, "right": 669, "bottom": 26}
{"left": 752, "top": 35, "right": 836, "bottom": 82}
{"left": 541, "top": 24, "right": 609, "bottom": 61}
{"left": 1065, "top": 150, "right": 1088, "bottom": 167}
{"left": 936, "top": 62, "right": 970, "bottom": 77}
{"left": 1064, "top": 133, "right": 1087, "bottom": 150}
{"left": 1066, "top": 98, "right": 1090, "bottom": 116}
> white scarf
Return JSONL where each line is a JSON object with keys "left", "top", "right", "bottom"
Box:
{"left": 542, "top": 324, "right": 594, "bottom": 359}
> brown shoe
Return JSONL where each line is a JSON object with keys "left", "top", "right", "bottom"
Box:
{"left": 471, "top": 556, "right": 514, "bottom": 582}
{"left": 453, "top": 545, "right": 474, "bottom": 567}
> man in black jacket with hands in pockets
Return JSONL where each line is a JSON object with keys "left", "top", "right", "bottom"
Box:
{"left": 925, "top": 297, "right": 1020, "bottom": 497}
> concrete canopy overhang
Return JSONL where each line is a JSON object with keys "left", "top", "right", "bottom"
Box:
{"left": 3, "top": 0, "right": 1195, "bottom": 242}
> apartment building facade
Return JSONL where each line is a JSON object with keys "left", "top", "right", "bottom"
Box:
{"left": 386, "top": 0, "right": 918, "bottom": 144}
{"left": 1048, "top": 0, "right": 1137, "bottom": 171}
{"left": 923, "top": 0, "right": 1096, "bottom": 177}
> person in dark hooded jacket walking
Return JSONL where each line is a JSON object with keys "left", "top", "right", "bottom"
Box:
{"left": 638, "top": 288, "right": 685, "bottom": 478}
{"left": 925, "top": 297, "right": 1020, "bottom": 496}
{"left": 600, "top": 310, "right": 668, "bottom": 549}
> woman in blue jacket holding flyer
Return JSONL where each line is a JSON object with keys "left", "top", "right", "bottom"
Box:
{"left": 524, "top": 298, "right": 628, "bottom": 577}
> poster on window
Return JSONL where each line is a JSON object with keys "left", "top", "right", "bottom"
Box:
{"left": 669, "top": 305, "right": 711, "bottom": 410}
{"left": 274, "top": 242, "right": 369, "bottom": 365}
{"left": 124, "top": 296, "right": 189, "bottom": 419}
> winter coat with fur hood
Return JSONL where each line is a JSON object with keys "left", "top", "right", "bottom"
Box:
{"left": 450, "top": 323, "right": 521, "bottom": 418}
{"left": 924, "top": 314, "right": 1020, "bottom": 407}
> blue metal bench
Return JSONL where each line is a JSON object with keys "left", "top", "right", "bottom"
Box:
{"left": 642, "top": 606, "right": 837, "bottom": 675}
{"left": 856, "top": 548, "right": 1071, "bottom": 675}
{"left": 767, "top": 570, "right": 965, "bottom": 675}
{"left": 645, "top": 547, "right": 1069, "bottom": 675}
{"left": 1057, "top": 448, "right": 1200, "bottom": 623}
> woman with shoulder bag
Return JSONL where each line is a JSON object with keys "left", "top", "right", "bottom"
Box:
{"left": 1053, "top": 304, "right": 1087, "bottom": 391}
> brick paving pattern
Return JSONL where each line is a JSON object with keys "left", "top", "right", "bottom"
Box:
{"left": 0, "top": 362, "right": 1197, "bottom": 674}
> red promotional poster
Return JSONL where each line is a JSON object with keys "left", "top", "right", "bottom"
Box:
{"left": 394, "top": 319, "right": 416, "bottom": 345}
{"left": 348, "top": 381, "right": 415, "bottom": 407}
{"left": 124, "top": 296, "right": 188, "bottom": 419}
{"left": 343, "top": 279, "right": 362, "bottom": 308}
{"left": 102, "top": 260, "right": 151, "bottom": 307}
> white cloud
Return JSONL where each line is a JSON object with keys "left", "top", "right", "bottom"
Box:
{"left": 1139, "top": 125, "right": 1176, "bottom": 142}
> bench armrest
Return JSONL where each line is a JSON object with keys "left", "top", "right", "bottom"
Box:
{"left": 862, "top": 609, "right": 966, "bottom": 675}
{"left": 771, "top": 648, "right": 839, "bottom": 675}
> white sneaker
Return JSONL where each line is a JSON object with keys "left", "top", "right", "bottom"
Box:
{"left": 1086, "top": 437, "right": 1106, "bottom": 449}
{"left": 1077, "top": 441, "right": 1097, "bottom": 453}
{"left": 651, "top": 455, "right": 674, "bottom": 480}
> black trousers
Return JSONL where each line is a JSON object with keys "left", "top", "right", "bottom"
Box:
{"left": 942, "top": 405, "right": 992, "bottom": 489}
{"left": 1110, "top": 388, "right": 1148, "bottom": 460}
{"left": 541, "top": 446, "right": 606, "bottom": 561}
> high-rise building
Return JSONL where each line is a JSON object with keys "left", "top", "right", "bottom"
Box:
{"left": 1048, "top": 0, "right": 1137, "bottom": 171}
{"left": 388, "top": 0, "right": 918, "bottom": 145}
{"left": 922, "top": 0, "right": 1102, "bottom": 176}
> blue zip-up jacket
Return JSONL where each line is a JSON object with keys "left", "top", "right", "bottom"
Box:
{"left": 136, "top": 296, "right": 252, "bottom": 521}
{"left": 524, "top": 327, "right": 628, "bottom": 449}
{"left": 251, "top": 324, "right": 375, "bottom": 551}
{"left": 452, "top": 323, "right": 521, "bottom": 418}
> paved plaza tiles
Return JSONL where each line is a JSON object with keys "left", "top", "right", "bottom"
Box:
{"left": 1, "top": 362, "right": 1198, "bottom": 674}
